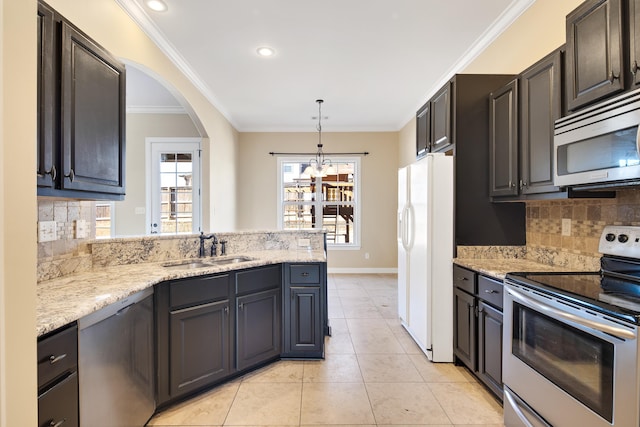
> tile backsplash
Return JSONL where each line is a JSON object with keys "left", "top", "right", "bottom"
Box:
{"left": 37, "top": 199, "right": 96, "bottom": 260}
{"left": 526, "top": 188, "right": 640, "bottom": 258}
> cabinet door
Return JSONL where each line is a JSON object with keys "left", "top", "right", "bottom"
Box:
{"left": 430, "top": 83, "right": 452, "bottom": 153}
{"left": 60, "top": 21, "right": 126, "bottom": 195}
{"left": 520, "top": 49, "right": 562, "bottom": 195}
{"left": 169, "top": 299, "right": 231, "bottom": 398}
{"left": 416, "top": 103, "right": 430, "bottom": 158}
{"left": 489, "top": 79, "right": 519, "bottom": 197}
{"left": 286, "top": 286, "right": 322, "bottom": 356}
{"left": 453, "top": 287, "right": 476, "bottom": 371}
{"left": 566, "top": 0, "right": 624, "bottom": 111}
{"left": 37, "top": 1, "right": 56, "bottom": 189}
{"left": 631, "top": 0, "right": 640, "bottom": 86}
{"left": 236, "top": 288, "right": 281, "bottom": 371}
{"left": 477, "top": 301, "right": 503, "bottom": 398}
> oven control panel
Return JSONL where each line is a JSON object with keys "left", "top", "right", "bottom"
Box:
{"left": 599, "top": 225, "right": 640, "bottom": 258}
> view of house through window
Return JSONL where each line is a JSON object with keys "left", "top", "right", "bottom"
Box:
{"left": 279, "top": 157, "right": 359, "bottom": 246}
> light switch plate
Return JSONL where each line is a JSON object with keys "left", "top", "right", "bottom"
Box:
{"left": 38, "top": 221, "right": 57, "bottom": 242}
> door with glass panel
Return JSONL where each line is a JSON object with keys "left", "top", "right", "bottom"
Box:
{"left": 149, "top": 140, "right": 201, "bottom": 235}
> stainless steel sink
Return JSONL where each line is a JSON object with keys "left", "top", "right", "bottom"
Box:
{"left": 162, "top": 261, "right": 214, "bottom": 269}
{"left": 207, "top": 256, "right": 254, "bottom": 265}
{"left": 163, "top": 256, "right": 254, "bottom": 269}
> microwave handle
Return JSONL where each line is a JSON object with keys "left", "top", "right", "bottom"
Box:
{"left": 506, "top": 286, "right": 637, "bottom": 340}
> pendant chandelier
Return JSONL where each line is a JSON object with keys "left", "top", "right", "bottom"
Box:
{"left": 304, "top": 99, "right": 334, "bottom": 177}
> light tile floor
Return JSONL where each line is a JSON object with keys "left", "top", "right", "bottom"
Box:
{"left": 147, "top": 273, "right": 504, "bottom": 426}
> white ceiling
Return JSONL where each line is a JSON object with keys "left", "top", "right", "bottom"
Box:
{"left": 117, "top": 0, "right": 533, "bottom": 132}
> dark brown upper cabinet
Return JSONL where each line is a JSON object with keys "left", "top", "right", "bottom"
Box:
{"left": 416, "top": 102, "right": 430, "bottom": 158}
{"left": 520, "top": 49, "right": 563, "bottom": 195}
{"left": 430, "top": 83, "right": 452, "bottom": 153}
{"left": 489, "top": 79, "right": 519, "bottom": 198}
{"left": 37, "top": 1, "right": 56, "bottom": 189}
{"left": 60, "top": 22, "right": 126, "bottom": 196}
{"left": 630, "top": 0, "right": 640, "bottom": 85}
{"left": 37, "top": 1, "right": 126, "bottom": 200}
{"left": 566, "top": 0, "right": 625, "bottom": 111}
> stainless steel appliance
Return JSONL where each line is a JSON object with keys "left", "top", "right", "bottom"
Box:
{"left": 503, "top": 225, "right": 640, "bottom": 426}
{"left": 554, "top": 88, "right": 640, "bottom": 189}
{"left": 78, "top": 288, "right": 155, "bottom": 427}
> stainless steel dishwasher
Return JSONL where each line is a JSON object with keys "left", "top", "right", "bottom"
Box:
{"left": 78, "top": 288, "right": 155, "bottom": 427}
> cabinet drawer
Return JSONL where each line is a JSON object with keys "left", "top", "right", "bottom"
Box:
{"left": 289, "top": 264, "right": 321, "bottom": 284}
{"left": 38, "top": 324, "right": 78, "bottom": 390}
{"left": 170, "top": 274, "right": 230, "bottom": 309}
{"left": 478, "top": 275, "right": 503, "bottom": 309}
{"left": 236, "top": 265, "right": 281, "bottom": 295}
{"left": 453, "top": 265, "right": 476, "bottom": 294}
{"left": 38, "top": 371, "right": 79, "bottom": 427}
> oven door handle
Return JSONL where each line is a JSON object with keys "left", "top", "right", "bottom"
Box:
{"left": 507, "top": 286, "right": 637, "bottom": 340}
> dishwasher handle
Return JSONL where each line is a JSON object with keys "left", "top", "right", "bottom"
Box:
{"left": 79, "top": 288, "right": 154, "bottom": 330}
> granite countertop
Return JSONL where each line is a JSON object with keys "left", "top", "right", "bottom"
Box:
{"left": 37, "top": 249, "right": 325, "bottom": 337}
{"left": 453, "top": 258, "right": 595, "bottom": 280}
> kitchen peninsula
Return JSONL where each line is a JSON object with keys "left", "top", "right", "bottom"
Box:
{"left": 37, "top": 229, "right": 327, "bottom": 426}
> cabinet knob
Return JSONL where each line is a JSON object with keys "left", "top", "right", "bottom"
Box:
{"left": 609, "top": 71, "right": 620, "bottom": 84}
{"left": 632, "top": 60, "right": 639, "bottom": 75}
{"left": 301, "top": 272, "right": 310, "bottom": 277}
{"left": 48, "top": 419, "right": 66, "bottom": 427}
{"left": 64, "top": 168, "right": 75, "bottom": 182}
{"left": 239, "top": 303, "right": 244, "bottom": 310}
{"left": 49, "top": 353, "right": 67, "bottom": 364}
{"left": 224, "top": 306, "right": 229, "bottom": 315}
{"left": 45, "top": 165, "right": 57, "bottom": 181}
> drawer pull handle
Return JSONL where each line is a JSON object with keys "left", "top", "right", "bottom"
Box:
{"left": 301, "top": 272, "right": 310, "bottom": 277}
{"left": 456, "top": 277, "right": 468, "bottom": 281}
{"left": 49, "top": 354, "right": 67, "bottom": 365}
{"left": 49, "top": 418, "right": 66, "bottom": 427}
{"left": 484, "top": 289, "right": 499, "bottom": 294}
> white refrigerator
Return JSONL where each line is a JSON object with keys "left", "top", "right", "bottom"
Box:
{"left": 397, "top": 153, "right": 454, "bottom": 362}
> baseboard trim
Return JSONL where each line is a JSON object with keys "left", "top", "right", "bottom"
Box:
{"left": 327, "top": 268, "right": 398, "bottom": 274}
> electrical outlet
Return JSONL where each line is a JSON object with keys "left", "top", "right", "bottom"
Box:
{"left": 75, "top": 219, "right": 89, "bottom": 239}
{"left": 364, "top": 252, "right": 370, "bottom": 259}
{"left": 298, "top": 238, "right": 311, "bottom": 247}
{"left": 134, "top": 207, "right": 146, "bottom": 215}
{"left": 38, "top": 221, "right": 57, "bottom": 242}
{"left": 561, "top": 218, "right": 572, "bottom": 236}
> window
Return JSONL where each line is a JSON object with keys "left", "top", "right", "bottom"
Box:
{"left": 278, "top": 157, "right": 360, "bottom": 248}
{"left": 95, "top": 202, "right": 114, "bottom": 238}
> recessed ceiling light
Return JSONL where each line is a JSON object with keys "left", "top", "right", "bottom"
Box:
{"left": 146, "top": 0, "right": 168, "bottom": 12}
{"left": 256, "top": 47, "right": 275, "bottom": 57}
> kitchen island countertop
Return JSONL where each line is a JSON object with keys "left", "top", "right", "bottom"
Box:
{"left": 37, "top": 249, "right": 325, "bottom": 337}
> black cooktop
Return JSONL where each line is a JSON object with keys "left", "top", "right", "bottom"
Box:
{"left": 506, "top": 271, "right": 640, "bottom": 325}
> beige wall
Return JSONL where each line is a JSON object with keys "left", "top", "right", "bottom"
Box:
{"left": 45, "top": 0, "right": 239, "bottom": 233}
{"left": 238, "top": 132, "right": 398, "bottom": 271}
{"left": 116, "top": 113, "right": 201, "bottom": 236}
{"left": 1, "top": 0, "right": 38, "bottom": 425}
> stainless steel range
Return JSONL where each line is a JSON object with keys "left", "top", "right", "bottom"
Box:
{"left": 503, "top": 225, "right": 640, "bottom": 427}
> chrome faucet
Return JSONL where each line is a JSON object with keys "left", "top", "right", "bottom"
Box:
{"left": 199, "top": 232, "right": 218, "bottom": 257}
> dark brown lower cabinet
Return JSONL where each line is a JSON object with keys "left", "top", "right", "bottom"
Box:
{"left": 236, "top": 288, "right": 281, "bottom": 371}
{"left": 453, "top": 287, "right": 476, "bottom": 370}
{"left": 477, "top": 301, "right": 503, "bottom": 398}
{"left": 452, "top": 265, "right": 504, "bottom": 400}
{"left": 169, "top": 299, "right": 232, "bottom": 397}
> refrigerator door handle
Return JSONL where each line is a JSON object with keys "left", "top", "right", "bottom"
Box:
{"left": 406, "top": 205, "right": 415, "bottom": 250}
{"left": 401, "top": 206, "right": 409, "bottom": 250}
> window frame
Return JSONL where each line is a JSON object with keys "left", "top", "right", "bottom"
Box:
{"left": 276, "top": 156, "right": 361, "bottom": 250}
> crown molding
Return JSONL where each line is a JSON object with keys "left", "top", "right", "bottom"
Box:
{"left": 115, "top": 0, "right": 238, "bottom": 128}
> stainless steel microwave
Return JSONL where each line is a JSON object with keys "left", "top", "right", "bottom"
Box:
{"left": 554, "top": 88, "right": 640, "bottom": 189}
